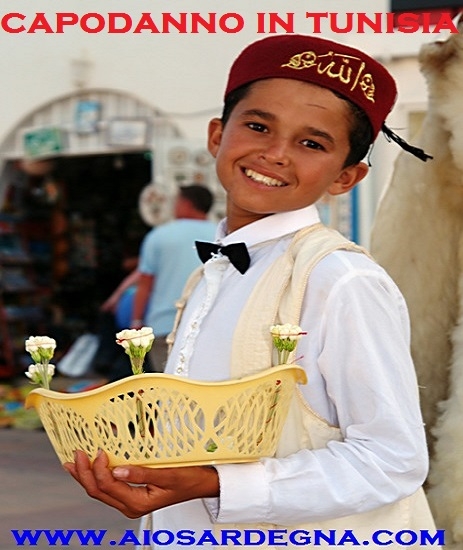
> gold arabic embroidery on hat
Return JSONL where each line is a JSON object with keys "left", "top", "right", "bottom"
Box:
{"left": 281, "top": 50, "right": 375, "bottom": 103}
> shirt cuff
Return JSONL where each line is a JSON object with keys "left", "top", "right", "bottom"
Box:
{"left": 204, "top": 461, "right": 269, "bottom": 523}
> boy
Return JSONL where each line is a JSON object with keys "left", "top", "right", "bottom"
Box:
{"left": 64, "top": 35, "right": 437, "bottom": 546}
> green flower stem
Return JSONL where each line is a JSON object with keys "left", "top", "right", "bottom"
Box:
{"left": 277, "top": 349, "right": 290, "bottom": 365}
{"left": 130, "top": 356, "right": 145, "bottom": 375}
{"left": 257, "top": 379, "right": 282, "bottom": 445}
{"left": 136, "top": 395, "right": 146, "bottom": 437}
{"left": 40, "top": 362, "right": 50, "bottom": 390}
{"left": 126, "top": 342, "right": 150, "bottom": 375}
{"left": 273, "top": 337, "right": 297, "bottom": 365}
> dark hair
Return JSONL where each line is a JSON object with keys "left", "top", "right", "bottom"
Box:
{"left": 332, "top": 90, "right": 373, "bottom": 167}
{"left": 179, "top": 184, "right": 214, "bottom": 214}
{"left": 221, "top": 82, "right": 373, "bottom": 168}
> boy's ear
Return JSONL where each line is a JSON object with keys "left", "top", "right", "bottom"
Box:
{"left": 207, "top": 118, "right": 223, "bottom": 158}
{"left": 327, "top": 162, "right": 369, "bottom": 196}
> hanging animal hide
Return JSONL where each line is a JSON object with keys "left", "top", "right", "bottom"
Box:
{"left": 370, "top": 17, "right": 463, "bottom": 548}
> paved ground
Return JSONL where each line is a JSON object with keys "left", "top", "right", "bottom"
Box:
{"left": 0, "top": 427, "right": 137, "bottom": 549}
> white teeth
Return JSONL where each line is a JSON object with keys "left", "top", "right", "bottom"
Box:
{"left": 245, "top": 169, "right": 286, "bottom": 187}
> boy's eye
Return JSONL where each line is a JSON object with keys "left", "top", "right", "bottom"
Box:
{"left": 300, "top": 139, "right": 325, "bottom": 151}
{"left": 247, "top": 122, "right": 267, "bottom": 133}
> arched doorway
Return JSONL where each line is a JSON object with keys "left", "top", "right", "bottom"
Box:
{"left": 0, "top": 89, "right": 183, "bottom": 376}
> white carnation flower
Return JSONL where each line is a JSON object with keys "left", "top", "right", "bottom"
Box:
{"left": 25, "top": 336, "right": 56, "bottom": 365}
{"left": 116, "top": 327, "right": 155, "bottom": 374}
{"left": 270, "top": 324, "right": 306, "bottom": 365}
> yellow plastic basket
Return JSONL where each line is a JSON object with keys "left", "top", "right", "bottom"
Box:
{"left": 26, "top": 365, "right": 306, "bottom": 468}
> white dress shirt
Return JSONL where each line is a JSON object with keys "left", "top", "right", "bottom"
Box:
{"left": 149, "top": 204, "right": 428, "bottom": 542}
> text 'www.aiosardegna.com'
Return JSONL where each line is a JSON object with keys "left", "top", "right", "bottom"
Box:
{"left": 10, "top": 528, "right": 445, "bottom": 547}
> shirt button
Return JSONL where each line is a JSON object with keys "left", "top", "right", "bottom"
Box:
{"left": 176, "top": 366, "right": 184, "bottom": 374}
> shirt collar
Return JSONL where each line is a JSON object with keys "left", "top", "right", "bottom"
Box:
{"left": 215, "top": 204, "right": 321, "bottom": 248}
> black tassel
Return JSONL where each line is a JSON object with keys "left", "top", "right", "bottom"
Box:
{"left": 382, "top": 124, "right": 433, "bottom": 162}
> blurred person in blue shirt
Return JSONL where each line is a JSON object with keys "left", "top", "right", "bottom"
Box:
{"left": 131, "top": 184, "right": 216, "bottom": 372}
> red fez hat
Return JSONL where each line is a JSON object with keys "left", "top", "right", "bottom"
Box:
{"left": 225, "top": 34, "right": 397, "bottom": 140}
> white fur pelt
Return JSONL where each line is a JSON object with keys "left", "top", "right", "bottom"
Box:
{"left": 370, "top": 21, "right": 463, "bottom": 548}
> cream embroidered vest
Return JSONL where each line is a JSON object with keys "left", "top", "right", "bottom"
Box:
{"left": 165, "top": 224, "right": 438, "bottom": 548}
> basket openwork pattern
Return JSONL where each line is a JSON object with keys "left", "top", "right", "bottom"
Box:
{"left": 26, "top": 365, "right": 306, "bottom": 467}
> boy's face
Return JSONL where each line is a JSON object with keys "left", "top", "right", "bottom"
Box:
{"left": 208, "top": 78, "right": 368, "bottom": 232}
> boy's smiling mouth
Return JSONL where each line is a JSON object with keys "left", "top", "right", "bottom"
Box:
{"left": 244, "top": 168, "right": 288, "bottom": 187}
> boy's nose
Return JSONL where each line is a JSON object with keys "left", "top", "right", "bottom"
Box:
{"left": 259, "top": 140, "right": 290, "bottom": 166}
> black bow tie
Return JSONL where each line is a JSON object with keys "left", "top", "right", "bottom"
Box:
{"left": 195, "top": 241, "right": 251, "bottom": 274}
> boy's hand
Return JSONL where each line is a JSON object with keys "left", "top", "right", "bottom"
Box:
{"left": 63, "top": 450, "right": 220, "bottom": 518}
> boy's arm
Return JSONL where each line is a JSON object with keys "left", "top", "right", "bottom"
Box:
{"left": 206, "top": 265, "right": 428, "bottom": 524}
